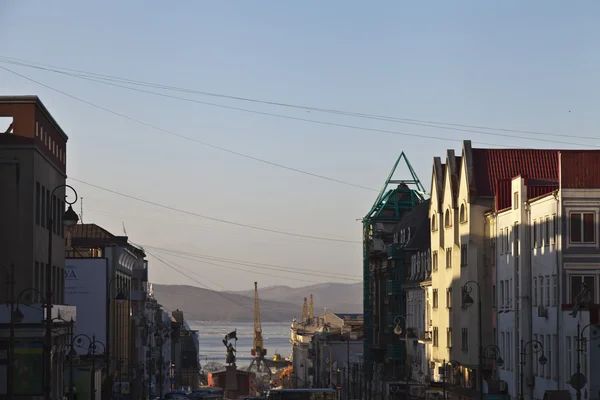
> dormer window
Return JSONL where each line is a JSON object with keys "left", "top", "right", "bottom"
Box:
{"left": 445, "top": 209, "right": 452, "bottom": 227}
{"left": 431, "top": 215, "right": 437, "bottom": 231}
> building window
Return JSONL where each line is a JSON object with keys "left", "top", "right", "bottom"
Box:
{"left": 546, "top": 334, "right": 551, "bottom": 379}
{"left": 570, "top": 212, "right": 595, "bottom": 244}
{"left": 36, "top": 182, "right": 41, "bottom": 225}
{"left": 446, "top": 327, "right": 452, "bottom": 348}
{"left": 540, "top": 276, "right": 545, "bottom": 306}
{"left": 460, "top": 244, "right": 468, "bottom": 267}
{"left": 445, "top": 209, "right": 452, "bottom": 227}
{"left": 545, "top": 217, "right": 550, "bottom": 246}
{"left": 432, "top": 251, "right": 438, "bottom": 271}
{"left": 461, "top": 328, "right": 469, "bottom": 351}
{"left": 60, "top": 200, "right": 65, "bottom": 238}
{"left": 433, "top": 327, "right": 439, "bottom": 346}
{"left": 433, "top": 289, "right": 438, "bottom": 308}
{"left": 492, "top": 284, "right": 496, "bottom": 308}
{"left": 513, "top": 192, "right": 519, "bottom": 209}
{"left": 569, "top": 275, "right": 596, "bottom": 304}
{"left": 500, "top": 332, "right": 506, "bottom": 369}
{"left": 500, "top": 280, "right": 505, "bottom": 308}
{"left": 431, "top": 214, "right": 437, "bottom": 231}
{"left": 552, "top": 275, "right": 557, "bottom": 306}
{"left": 533, "top": 277, "right": 538, "bottom": 306}
{"left": 460, "top": 204, "right": 467, "bottom": 223}
{"left": 446, "top": 248, "right": 452, "bottom": 268}
{"left": 533, "top": 220, "right": 538, "bottom": 248}
{"left": 446, "top": 287, "right": 452, "bottom": 309}
{"left": 545, "top": 275, "right": 550, "bottom": 307}
{"left": 566, "top": 336, "right": 573, "bottom": 378}
{"left": 45, "top": 188, "right": 50, "bottom": 226}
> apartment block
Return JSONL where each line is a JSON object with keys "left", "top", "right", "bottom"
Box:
{"left": 0, "top": 95, "right": 75, "bottom": 400}
{"left": 429, "top": 141, "right": 563, "bottom": 398}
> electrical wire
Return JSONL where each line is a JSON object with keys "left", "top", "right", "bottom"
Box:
{"left": 0, "top": 64, "right": 378, "bottom": 193}
{"left": 150, "top": 247, "right": 325, "bottom": 284}
{"left": 146, "top": 250, "right": 283, "bottom": 322}
{"left": 1, "top": 55, "right": 595, "bottom": 141}
{"left": 68, "top": 177, "right": 361, "bottom": 244}
{"left": 0, "top": 61, "right": 543, "bottom": 149}
{"left": 86, "top": 208, "right": 354, "bottom": 247}
{"left": 144, "top": 244, "right": 362, "bottom": 280}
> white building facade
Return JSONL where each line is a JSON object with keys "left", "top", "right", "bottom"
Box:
{"left": 491, "top": 149, "right": 600, "bottom": 400}
{"left": 493, "top": 177, "right": 560, "bottom": 400}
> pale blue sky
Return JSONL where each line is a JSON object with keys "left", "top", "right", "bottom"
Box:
{"left": 1, "top": 1, "right": 599, "bottom": 291}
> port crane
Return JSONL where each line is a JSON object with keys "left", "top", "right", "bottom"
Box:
{"left": 247, "top": 282, "right": 272, "bottom": 377}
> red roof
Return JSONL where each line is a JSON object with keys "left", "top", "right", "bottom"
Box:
{"left": 471, "top": 149, "right": 559, "bottom": 197}
{"left": 495, "top": 178, "right": 558, "bottom": 210}
{"left": 560, "top": 150, "right": 600, "bottom": 189}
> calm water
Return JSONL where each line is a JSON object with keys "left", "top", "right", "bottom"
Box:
{"left": 189, "top": 321, "right": 292, "bottom": 367}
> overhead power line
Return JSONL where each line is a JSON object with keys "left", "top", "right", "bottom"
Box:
{"left": 68, "top": 177, "right": 361, "bottom": 244}
{"left": 146, "top": 250, "right": 283, "bottom": 322}
{"left": 2, "top": 61, "right": 590, "bottom": 148}
{"left": 1, "top": 55, "right": 596, "bottom": 142}
{"left": 150, "top": 247, "right": 327, "bottom": 284}
{"left": 87, "top": 208, "right": 352, "bottom": 247}
{"left": 144, "top": 244, "right": 362, "bottom": 280}
{"left": 0, "top": 65, "right": 377, "bottom": 193}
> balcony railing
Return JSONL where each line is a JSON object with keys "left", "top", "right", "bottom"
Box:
{"left": 387, "top": 243, "right": 403, "bottom": 259}
{"left": 418, "top": 331, "right": 432, "bottom": 342}
{"left": 387, "top": 280, "right": 403, "bottom": 296}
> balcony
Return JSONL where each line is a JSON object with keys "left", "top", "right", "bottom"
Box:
{"left": 387, "top": 280, "right": 403, "bottom": 296}
{"left": 387, "top": 344, "right": 405, "bottom": 361}
{"left": 387, "top": 243, "right": 403, "bottom": 259}
{"left": 418, "top": 331, "right": 432, "bottom": 343}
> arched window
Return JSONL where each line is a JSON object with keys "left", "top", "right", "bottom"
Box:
{"left": 460, "top": 203, "right": 467, "bottom": 223}
{"left": 444, "top": 209, "right": 452, "bottom": 227}
{"left": 431, "top": 214, "right": 437, "bottom": 231}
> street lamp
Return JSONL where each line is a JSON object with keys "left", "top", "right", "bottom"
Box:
{"left": 107, "top": 275, "right": 128, "bottom": 398}
{"left": 45, "top": 184, "right": 79, "bottom": 400}
{"left": 570, "top": 323, "right": 600, "bottom": 400}
{"left": 518, "top": 340, "right": 547, "bottom": 400}
{"left": 66, "top": 333, "right": 106, "bottom": 400}
{"left": 155, "top": 329, "right": 170, "bottom": 398}
{"left": 393, "top": 315, "right": 410, "bottom": 399}
{"left": 442, "top": 359, "right": 463, "bottom": 400}
{"left": 462, "top": 280, "right": 483, "bottom": 400}
{"left": 482, "top": 345, "right": 505, "bottom": 370}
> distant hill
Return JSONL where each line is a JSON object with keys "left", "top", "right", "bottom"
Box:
{"left": 152, "top": 282, "right": 362, "bottom": 322}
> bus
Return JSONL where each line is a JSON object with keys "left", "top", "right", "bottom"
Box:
{"left": 264, "top": 389, "right": 337, "bottom": 400}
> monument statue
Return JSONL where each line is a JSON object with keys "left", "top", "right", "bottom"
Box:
{"left": 225, "top": 342, "right": 236, "bottom": 365}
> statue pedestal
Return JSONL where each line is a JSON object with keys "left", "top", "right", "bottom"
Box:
{"left": 225, "top": 364, "right": 238, "bottom": 391}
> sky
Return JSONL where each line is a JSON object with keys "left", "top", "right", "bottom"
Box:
{"left": 0, "top": 1, "right": 599, "bottom": 291}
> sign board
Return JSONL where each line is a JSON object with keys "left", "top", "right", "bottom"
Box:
{"left": 65, "top": 258, "right": 108, "bottom": 353}
{"left": 14, "top": 342, "right": 44, "bottom": 396}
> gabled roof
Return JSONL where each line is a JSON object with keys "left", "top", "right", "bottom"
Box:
{"left": 430, "top": 157, "right": 444, "bottom": 213}
{"left": 560, "top": 150, "right": 600, "bottom": 189}
{"left": 441, "top": 150, "right": 461, "bottom": 208}
{"left": 469, "top": 147, "right": 559, "bottom": 197}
